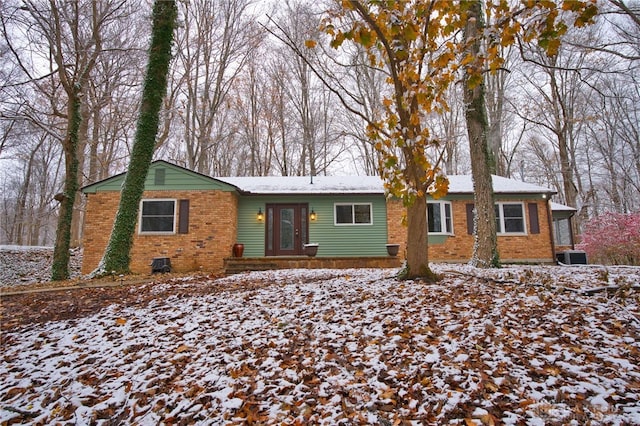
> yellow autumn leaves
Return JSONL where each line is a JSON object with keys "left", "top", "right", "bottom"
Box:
{"left": 305, "top": 0, "right": 598, "bottom": 202}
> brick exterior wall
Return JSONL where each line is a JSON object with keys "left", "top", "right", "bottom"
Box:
{"left": 83, "top": 192, "right": 554, "bottom": 276}
{"left": 386, "top": 199, "right": 407, "bottom": 256}
{"left": 82, "top": 190, "right": 238, "bottom": 275}
{"left": 386, "top": 199, "right": 555, "bottom": 263}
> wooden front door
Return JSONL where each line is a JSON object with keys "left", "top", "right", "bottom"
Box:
{"left": 265, "top": 204, "right": 308, "bottom": 256}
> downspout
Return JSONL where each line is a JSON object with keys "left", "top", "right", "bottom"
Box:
{"left": 545, "top": 195, "right": 557, "bottom": 263}
{"left": 569, "top": 212, "right": 576, "bottom": 250}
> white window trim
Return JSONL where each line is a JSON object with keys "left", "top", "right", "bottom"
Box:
{"left": 334, "top": 202, "right": 373, "bottom": 226}
{"left": 495, "top": 201, "right": 527, "bottom": 236}
{"left": 427, "top": 201, "right": 454, "bottom": 235}
{"left": 138, "top": 198, "right": 177, "bottom": 235}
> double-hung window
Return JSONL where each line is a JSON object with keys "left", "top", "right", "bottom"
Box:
{"left": 139, "top": 199, "right": 176, "bottom": 234}
{"left": 334, "top": 203, "right": 372, "bottom": 225}
{"left": 495, "top": 202, "right": 526, "bottom": 234}
{"left": 428, "top": 201, "right": 453, "bottom": 234}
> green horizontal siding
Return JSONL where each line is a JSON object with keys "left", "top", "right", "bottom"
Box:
{"left": 236, "top": 194, "right": 389, "bottom": 257}
{"left": 428, "top": 235, "right": 449, "bottom": 245}
{"left": 83, "top": 162, "right": 236, "bottom": 193}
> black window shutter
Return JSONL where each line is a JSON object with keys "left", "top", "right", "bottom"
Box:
{"left": 528, "top": 202, "right": 540, "bottom": 234}
{"left": 466, "top": 203, "right": 475, "bottom": 235}
{"left": 178, "top": 200, "right": 190, "bottom": 234}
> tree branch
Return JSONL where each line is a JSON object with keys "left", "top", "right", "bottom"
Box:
{"left": 262, "top": 16, "right": 390, "bottom": 139}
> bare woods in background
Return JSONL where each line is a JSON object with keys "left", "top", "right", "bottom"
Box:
{"left": 1, "top": 0, "right": 639, "bottom": 248}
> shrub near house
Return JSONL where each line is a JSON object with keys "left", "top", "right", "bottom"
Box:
{"left": 578, "top": 212, "right": 640, "bottom": 265}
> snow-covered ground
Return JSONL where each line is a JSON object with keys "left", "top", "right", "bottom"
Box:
{"left": 0, "top": 246, "right": 82, "bottom": 287}
{"left": 1, "top": 265, "right": 639, "bottom": 425}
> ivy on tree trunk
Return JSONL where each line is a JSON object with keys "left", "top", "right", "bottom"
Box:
{"left": 98, "top": 0, "right": 177, "bottom": 275}
{"left": 52, "top": 94, "right": 81, "bottom": 280}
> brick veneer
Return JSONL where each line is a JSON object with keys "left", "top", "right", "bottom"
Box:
{"left": 386, "top": 199, "right": 555, "bottom": 263}
{"left": 83, "top": 193, "right": 554, "bottom": 275}
{"left": 82, "top": 190, "right": 238, "bottom": 274}
{"left": 386, "top": 199, "right": 407, "bottom": 256}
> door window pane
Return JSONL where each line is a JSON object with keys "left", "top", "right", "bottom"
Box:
{"left": 267, "top": 207, "right": 274, "bottom": 252}
{"left": 301, "top": 207, "right": 308, "bottom": 246}
{"left": 280, "top": 208, "right": 294, "bottom": 250}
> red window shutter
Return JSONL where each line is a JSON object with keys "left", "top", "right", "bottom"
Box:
{"left": 528, "top": 202, "right": 540, "bottom": 234}
{"left": 466, "top": 203, "right": 475, "bottom": 235}
{"left": 178, "top": 200, "right": 190, "bottom": 234}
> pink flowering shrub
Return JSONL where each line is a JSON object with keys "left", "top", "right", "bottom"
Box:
{"left": 577, "top": 211, "right": 640, "bottom": 265}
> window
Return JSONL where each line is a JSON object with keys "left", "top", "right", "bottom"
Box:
{"left": 428, "top": 201, "right": 453, "bottom": 234}
{"left": 554, "top": 218, "right": 572, "bottom": 246}
{"left": 495, "top": 202, "right": 526, "bottom": 234}
{"left": 139, "top": 199, "right": 176, "bottom": 233}
{"left": 334, "top": 203, "right": 372, "bottom": 225}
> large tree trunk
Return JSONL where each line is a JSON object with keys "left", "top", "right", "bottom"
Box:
{"left": 52, "top": 93, "right": 81, "bottom": 280}
{"left": 98, "top": 0, "right": 177, "bottom": 275}
{"left": 70, "top": 99, "right": 91, "bottom": 248}
{"left": 400, "top": 155, "right": 438, "bottom": 281}
{"left": 464, "top": 0, "right": 500, "bottom": 268}
{"left": 403, "top": 194, "right": 438, "bottom": 281}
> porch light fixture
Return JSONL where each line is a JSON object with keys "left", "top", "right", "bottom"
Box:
{"left": 257, "top": 207, "right": 264, "bottom": 221}
{"left": 310, "top": 209, "right": 317, "bottom": 221}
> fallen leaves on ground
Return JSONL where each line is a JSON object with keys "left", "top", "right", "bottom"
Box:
{"left": 1, "top": 265, "right": 639, "bottom": 425}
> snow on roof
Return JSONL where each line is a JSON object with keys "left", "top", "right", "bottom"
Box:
{"left": 217, "top": 174, "right": 554, "bottom": 195}
{"left": 217, "top": 176, "right": 384, "bottom": 194}
{"left": 448, "top": 175, "right": 554, "bottom": 194}
{"left": 550, "top": 202, "right": 577, "bottom": 212}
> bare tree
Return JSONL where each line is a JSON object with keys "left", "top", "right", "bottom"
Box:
{"left": 337, "top": 46, "right": 387, "bottom": 176}
{"left": 266, "top": 59, "right": 295, "bottom": 176}
{"left": 585, "top": 71, "right": 640, "bottom": 213}
{"left": 485, "top": 46, "right": 517, "bottom": 177}
{"left": 98, "top": 0, "right": 177, "bottom": 275}
{"left": 170, "top": 0, "right": 260, "bottom": 175}
{"left": 2, "top": 0, "right": 136, "bottom": 278}
{"left": 233, "top": 53, "right": 275, "bottom": 176}
{"left": 269, "top": 1, "right": 350, "bottom": 177}
{"left": 84, "top": 12, "right": 148, "bottom": 183}
{"left": 515, "top": 37, "right": 597, "bottom": 217}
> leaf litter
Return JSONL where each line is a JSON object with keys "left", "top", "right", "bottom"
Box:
{"left": 1, "top": 264, "right": 639, "bottom": 425}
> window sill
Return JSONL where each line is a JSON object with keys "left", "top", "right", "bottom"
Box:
{"left": 139, "top": 231, "right": 177, "bottom": 236}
